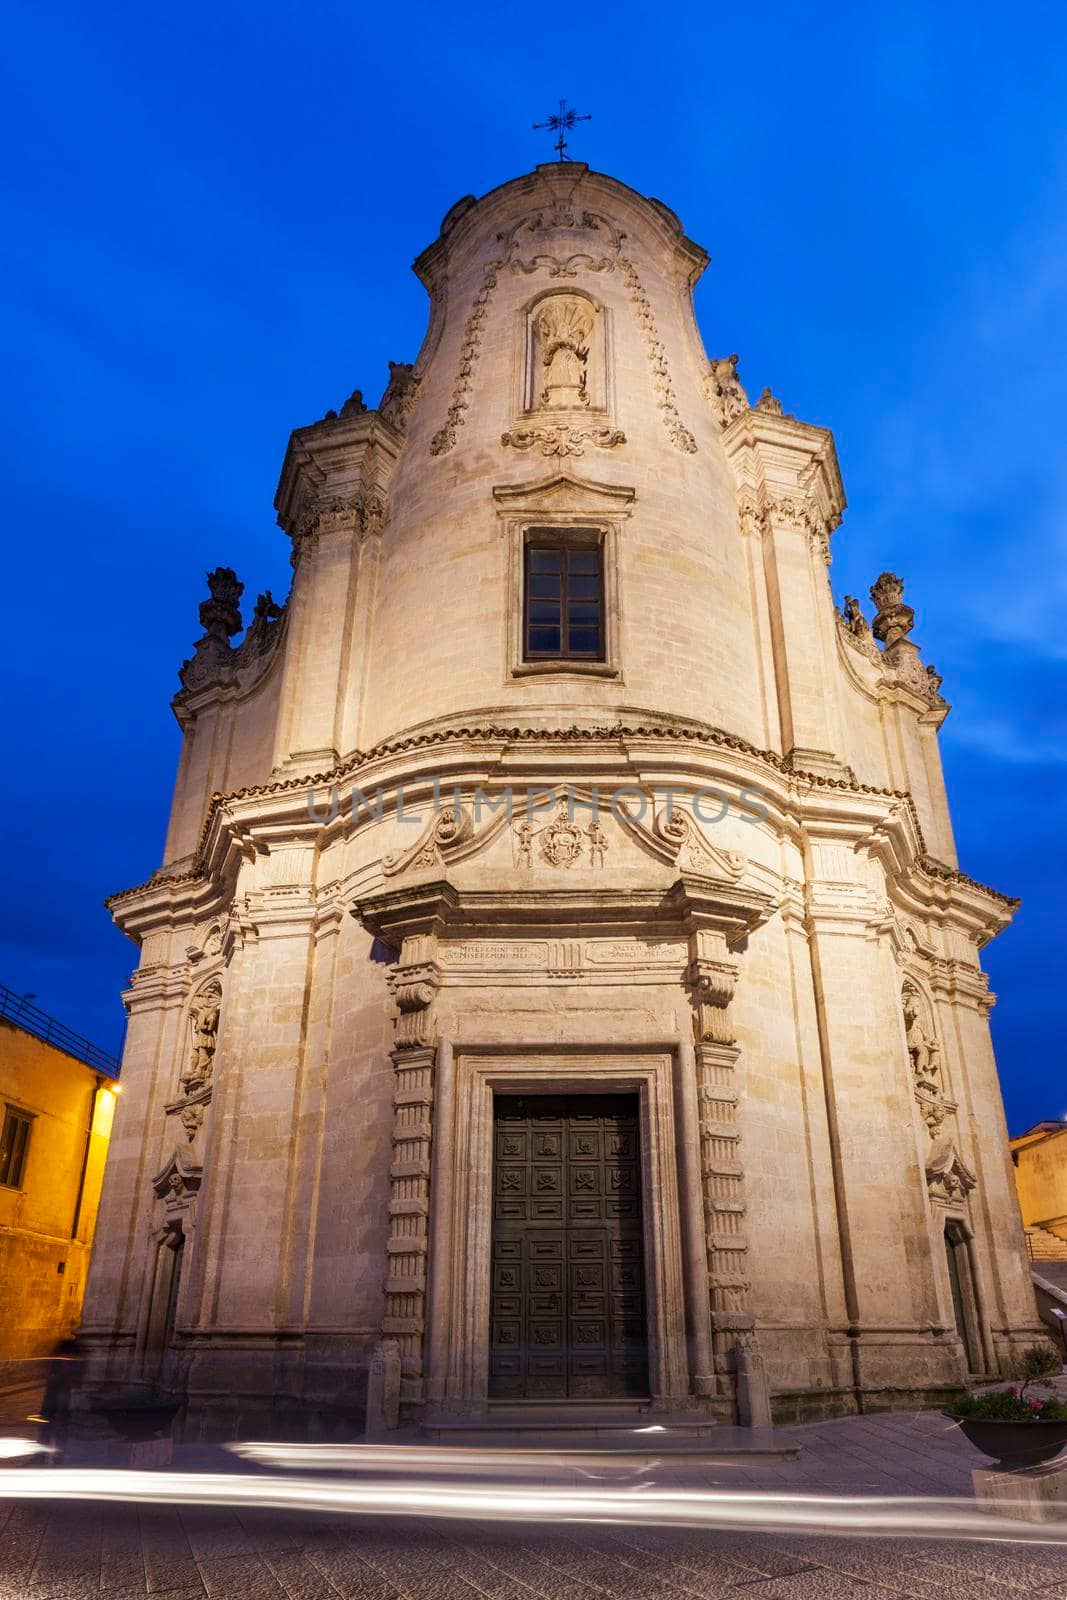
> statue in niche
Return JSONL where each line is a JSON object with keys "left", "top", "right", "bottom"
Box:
{"left": 903, "top": 986, "right": 941, "bottom": 1092}
{"left": 534, "top": 296, "right": 595, "bottom": 409}
{"left": 183, "top": 982, "right": 221, "bottom": 1093}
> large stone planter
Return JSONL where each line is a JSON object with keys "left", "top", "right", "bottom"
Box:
{"left": 945, "top": 1412, "right": 1067, "bottom": 1470}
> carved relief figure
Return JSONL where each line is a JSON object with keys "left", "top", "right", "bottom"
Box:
{"left": 903, "top": 985, "right": 941, "bottom": 1093}
{"left": 183, "top": 982, "right": 221, "bottom": 1093}
{"left": 515, "top": 820, "right": 534, "bottom": 869}
{"left": 533, "top": 295, "right": 596, "bottom": 409}
{"left": 586, "top": 819, "right": 608, "bottom": 867}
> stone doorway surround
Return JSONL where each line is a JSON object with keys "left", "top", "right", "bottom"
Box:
{"left": 425, "top": 1047, "right": 690, "bottom": 1416}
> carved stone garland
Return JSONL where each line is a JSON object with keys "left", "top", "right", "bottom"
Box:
{"left": 380, "top": 935, "right": 440, "bottom": 1404}
{"left": 616, "top": 256, "right": 696, "bottom": 454}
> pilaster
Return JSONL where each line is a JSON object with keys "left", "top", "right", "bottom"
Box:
{"left": 723, "top": 407, "right": 847, "bottom": 776}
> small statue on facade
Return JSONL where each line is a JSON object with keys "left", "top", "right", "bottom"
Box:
{"left": 241, "top": 590, "right": 284, "bottom": 655}
{"left": 705, "top": 354, "right": 748, "bottom": 429}
{"left": 379, "top": 362, "right": 421, "bottom": 433}
{"left": 339, "top": 389, "right": 367, "bottom": 417}
{"left": 754, "top": 387, "right": 784, "bottom": 415}
{"left": 535, "top": 297, "right": 594, "bottom": 408}
{"left": 515, "top": 820, "right": 534, "bottom": 869}
{"left": 903, "top": 987, "right": 941, "bottom": 1092}
{"left": 843, "top": 595, "right": 870, "bottom": 637}
{"left": 586, "top": 819, "right": 608, "bottom": 867}
{"left": 183, "top": 989, "right": 221, "bottom": 1093}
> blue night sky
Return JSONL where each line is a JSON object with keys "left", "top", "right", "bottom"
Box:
{"left": 2, "top": 2, "right": 1064, "bottom": 1131}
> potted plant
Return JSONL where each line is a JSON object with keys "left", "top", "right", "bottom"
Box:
{"left": 945, "top": 1344, "right": 1067, "bottom": 1469}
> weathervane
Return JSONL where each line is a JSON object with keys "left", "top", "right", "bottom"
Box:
{"left": 533, "top": 99, "right": 591, "bottom": 161}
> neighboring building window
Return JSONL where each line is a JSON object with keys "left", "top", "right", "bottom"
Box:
{"left": 0, "top": 1106, "right": 33, "bottom": 1188}
{"left": 524, "top": 543, "right": 604, "bottom": 660}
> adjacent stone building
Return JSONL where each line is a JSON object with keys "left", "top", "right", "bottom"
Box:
{"left": 80, "top": 161, "right": 1041, "bottom": 1436}
{"left": 0, "top": 990, "right": 118, "bottom": 1391}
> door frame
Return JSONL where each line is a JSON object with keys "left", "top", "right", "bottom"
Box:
{"left": 425, "top": 1046, "right": 691, "bottom": 1413}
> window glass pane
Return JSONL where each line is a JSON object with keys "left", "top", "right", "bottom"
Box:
{"left": 528, "top": 600, "right": 561, "bottom": 625}
{"left": 568, "top": 574, "right": 600, "bottom": 600}
{"left": 567, "top": 627, "right": 602, "bottom": 655}
{"left": 528, "top": 548, "right": 562, "bottom": 574}
{"left": 568, "top": 549, "right": 600, "bottom": 574}
{"left": 567, "top": 602, "right": 601, "bottom": 627}
{"left": 528, "top": 573, "right": 562, "bottom": 599}
{"left": 0, "top": 1109, "right": 31, "bottom": 1188}
{"left": 528, "top": 626, "right": 562, "bottom": 654}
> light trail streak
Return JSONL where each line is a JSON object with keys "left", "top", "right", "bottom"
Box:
{"left": 0, "top": 1455, "right": 1065, "bottom": 1544}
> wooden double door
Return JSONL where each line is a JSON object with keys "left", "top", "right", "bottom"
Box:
{"left": 488, "top": 1093, "right": 649, "bottom": 1400}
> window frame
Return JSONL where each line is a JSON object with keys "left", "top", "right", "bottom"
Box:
{"left": 502, "top": 517, "right": 623, "bottom": 682}
{"left": 0, "top": 1104, "right": 34, "bottom": 1189}
{"left": 523, "top": 538, "right": 606, "bottom": 663}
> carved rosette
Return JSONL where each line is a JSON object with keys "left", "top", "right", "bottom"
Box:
{"left": 381, "top": 934, "right": 441, "bottom": 1403}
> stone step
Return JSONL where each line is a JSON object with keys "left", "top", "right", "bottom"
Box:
{"left": 1027, "top": 1225, "right": 1067, "bottom": 1261}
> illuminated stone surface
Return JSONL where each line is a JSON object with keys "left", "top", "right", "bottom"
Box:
{"left": 78, "top": 162, "right": 1040, "bottom": 1437}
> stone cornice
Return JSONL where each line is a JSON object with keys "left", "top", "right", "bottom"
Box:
{"left": 414, "top": 164, "right": 709, "bottom": 294}
{"left": 106, "top": 716, "right": 1016, "bottom": 945}
{"left": 723, "top": 408, "right": 845, "bottom": 549}
{"left": 354, "top": 871, "right": 775, "bottom": 950}
{"left": 274, "top": 411, "right": 402, "bottom": 558}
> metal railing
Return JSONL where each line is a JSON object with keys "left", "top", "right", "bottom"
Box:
{"left": 0, "top": 984, "right": 121, "bottom": 1078}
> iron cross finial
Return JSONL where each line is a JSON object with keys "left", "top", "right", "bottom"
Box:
{"left": 533, "top": 99, "right": 591, "bottom": 162}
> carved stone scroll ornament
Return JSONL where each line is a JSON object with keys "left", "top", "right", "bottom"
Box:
{"left": 382, "top": 804, "right": 475, "bottom": 877}
{"left": 501, "top": 425, "right": 626, "bottom": 457}
{"left": 687, "top": 930, "right": 740, "bottom": 1048}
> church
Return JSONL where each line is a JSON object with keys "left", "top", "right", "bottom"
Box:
{"left": 80, "top": 159, "right": 1041, "bottom": 1437}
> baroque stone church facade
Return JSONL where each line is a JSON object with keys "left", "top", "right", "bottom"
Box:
{"left": 81, "top": 161, "right": 1040, "bottom": 1435}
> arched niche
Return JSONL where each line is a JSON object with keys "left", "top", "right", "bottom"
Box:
{"left": 522, "top": 289, "right": 608, "bottom": 415}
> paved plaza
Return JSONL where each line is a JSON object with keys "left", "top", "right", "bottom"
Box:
{"left": 1, "top": 1413, "right": 1066, "bottom": 1599}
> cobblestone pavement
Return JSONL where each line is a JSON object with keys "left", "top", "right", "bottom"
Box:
{"left": 1, "top": 1413, "right": 1065, "bottom": 1599}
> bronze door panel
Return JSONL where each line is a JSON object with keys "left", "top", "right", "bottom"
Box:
{"left": 489, "top": 1093, "right": 648, "bottom": 1400}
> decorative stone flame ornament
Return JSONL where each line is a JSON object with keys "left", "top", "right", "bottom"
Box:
{"left": 179, "top": 568, "right": 244, "bottom": 691}
{"left": 870, "top": 572, "right": 915, "bottom": 649}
